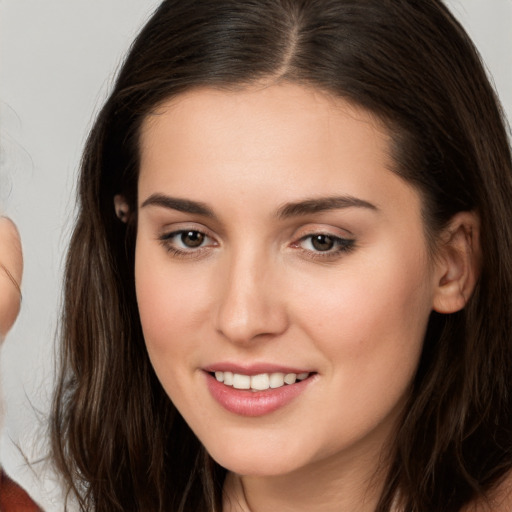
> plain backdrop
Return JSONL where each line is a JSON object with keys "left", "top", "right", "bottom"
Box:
{"left": 0, "top": 1, "right": 511, "bottom": 509}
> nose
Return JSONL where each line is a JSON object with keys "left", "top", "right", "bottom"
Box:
{"left": 214, "top": 249, "right": 289, "bottom": 345}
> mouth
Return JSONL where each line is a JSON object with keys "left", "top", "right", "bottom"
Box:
{"left": 203, "top": 364, "right": 317, "bottom": 416}
{"left": 210, "top": 371, "right": 312, "bottom": 392}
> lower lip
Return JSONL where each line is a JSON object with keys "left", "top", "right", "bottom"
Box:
{"left": 205, "top": 372, "right": 314, "bottom": 417}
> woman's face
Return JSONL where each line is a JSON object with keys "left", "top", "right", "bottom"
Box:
{"left": 135, "top": 83, "right": 439, "bottom": 477}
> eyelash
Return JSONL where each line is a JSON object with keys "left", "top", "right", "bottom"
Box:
{"left": 158, "top": 230, "right": 355, "bottom": 260}
{"left": 294, "top": 233, "right": 356, "bottom": 260}
{"left": 159, "top": 230, "right": 216, "bottom": 259}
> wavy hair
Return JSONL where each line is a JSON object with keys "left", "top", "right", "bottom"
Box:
{"left": 51, "top": 1, "right": 512, "bottom": 510}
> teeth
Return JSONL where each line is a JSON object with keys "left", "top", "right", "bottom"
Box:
{"left": 214, "top": 371, "right": 310, "bottom": 390}
{"left": 232, "top": 374, "right": 251, "bottom": 390}
{"left": 251, "top": 373, "right": 270, "bottom": 391}
{"left": 269, "top": 372, "right": 285, "bottom": 388}
{"left": 284, "top": 373, "right": 296, "bottom": 385}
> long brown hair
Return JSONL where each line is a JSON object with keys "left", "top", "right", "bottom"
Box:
{"left": 51, "top": 1, "right": 512, "bottom": 510}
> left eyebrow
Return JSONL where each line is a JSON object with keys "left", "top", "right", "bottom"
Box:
{"left": 276, "top": 195, "right": 378, "bottom": 219}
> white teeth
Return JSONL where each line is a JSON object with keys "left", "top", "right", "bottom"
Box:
{"left": 269, "top": 372, "right": 285, "bottom": 388}
{"left": 284, "top": 373, "right": 297, "bottom": 385}
{"left": 251, "top": 373, "right": 270, "bottom": 391}
{"left": 213, "top": 371, "right": 310, "bottom": 390}
{"left": 232, "top": 374, "right": 251, "bottom": 390}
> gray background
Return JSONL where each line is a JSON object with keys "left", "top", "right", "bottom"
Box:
{"left": 0, "top": 1, "right": 511, "bottom": 509}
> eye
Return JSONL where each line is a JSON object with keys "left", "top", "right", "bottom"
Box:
{"left": 295, "top": 233, "right": 355, "bottom": 257}
{"left": 177, "top": 230, "right": 206, "bottom": 248}
{"left": 307, "top": 234, "right": 337, "bottom": 252}
{"left": 159, "top": 229, "right": 216, "bottom": 256}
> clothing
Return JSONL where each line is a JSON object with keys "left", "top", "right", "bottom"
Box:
{"left": 0, "top": 470, "right": 41, "bottom": 512}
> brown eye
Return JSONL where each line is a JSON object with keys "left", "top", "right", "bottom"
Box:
{"left": 181, "top": 231, "right": 205, "bottom": 248}
{"left": 311, "top": 234, "right": 335, "bottom": 251}
{"left": 296, "top": 233, "right": 355, "bottom": 258}
{"left": 159, "top": 228, "right": 216, "bottom": 257}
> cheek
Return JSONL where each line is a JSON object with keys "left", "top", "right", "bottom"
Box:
{"left": 291, "top": 242, "right": 433, "bottom": 379}
{"left": 135, "top": 261, "right": 198, "bottom": 412}
{"left": 286, "top": 249, "right": 432, "bottom": 450}
{"left": 135, "top": 240, "right": 213, "bottom": 385}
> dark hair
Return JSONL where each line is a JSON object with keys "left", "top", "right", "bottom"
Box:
{"left": 51, "top": 1, "right": 512, "bottom": 510}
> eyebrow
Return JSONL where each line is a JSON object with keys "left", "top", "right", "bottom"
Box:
{"left": 276, "top": 195, "right": 378, "bottom": 219}
{"left": 141, "top": 193, "right": 378, "bottom": 219}
{"left": 141, "top": 194, "right": 216, "bottom": 218}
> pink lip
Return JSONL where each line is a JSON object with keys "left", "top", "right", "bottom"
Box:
{"left": 204, "top": 370, "right": 315, "bottom": 417}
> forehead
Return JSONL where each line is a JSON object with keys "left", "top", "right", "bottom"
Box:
{"left": 137, "top": 83, "right": 420, "bottom": 222}
{"left": 140, "top": 83, "right": 391, "bottom": 156}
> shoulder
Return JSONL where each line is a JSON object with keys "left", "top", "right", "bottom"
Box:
{"left": 463, "top": 471, "right": 512, "bottom": 512}
{"left": 0, "top": 470, "right": 42, "bottom": 512}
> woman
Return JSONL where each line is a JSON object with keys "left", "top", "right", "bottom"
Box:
{"left": 51, "top": 0, "right": 512, "bottom": 510}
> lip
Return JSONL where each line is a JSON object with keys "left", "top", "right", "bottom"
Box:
{"left": 203, "top": 362, "right": 312, "bottom": 376}
{"left": 204, "top": 365, "right": 316, "bottom": 417}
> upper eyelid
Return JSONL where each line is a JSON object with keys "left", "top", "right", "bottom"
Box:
{"left": 292, "top": 223, "right": 354, "bottom": 239}
{"left": 156, "top": 223, "right": 355, "bottom": 243}
{"left": 160, "top": 228, "right": 216, "bottom": 243}
{"left": 294, "top": 234, "right": 356, "bottom": 258}
{"left": 298, "top": 232, "right": 351, "bottom": 242}
{"left": 158, "top": 229, "right": 217, "bottom": 256}
{"left": 294, "top": 233, "right": 355, "bottom": 249}
{"left": 159, "top": 223, "right": 216, "bottom": 238}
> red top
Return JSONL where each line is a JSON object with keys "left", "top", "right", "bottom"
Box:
{"left": 0, "top": 470, "right": 40, "bottom": 511}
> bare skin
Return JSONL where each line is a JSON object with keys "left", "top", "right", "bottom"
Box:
{"left": 133, "top": 83, "right": 482, "bottom": 512}
{"left": 0, "top": 217, "right": 23, "bottom": 339}
{"left": 0, "top": 215, "right": 23, "bottom": 460}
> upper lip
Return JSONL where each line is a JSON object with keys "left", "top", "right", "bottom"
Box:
{"left": 203, "top": 362, "right": 313, "bottom": 376}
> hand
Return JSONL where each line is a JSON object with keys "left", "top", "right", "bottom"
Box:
{"left": 0, "top": 217, "right": 23, "bottom": 339}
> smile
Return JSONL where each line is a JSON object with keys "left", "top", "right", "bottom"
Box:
{"left": 213, "top": 371, "right": 310, "bottom": 391}
{"left": 205, "top": 368, "right": 315, "bottom": 416}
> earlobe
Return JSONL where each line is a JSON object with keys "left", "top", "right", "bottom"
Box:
{"left": 432, "top": 211, "right": 481, "bottom": 314}
{"left": 114, "top": 194, "right": 130, "bottom": 223}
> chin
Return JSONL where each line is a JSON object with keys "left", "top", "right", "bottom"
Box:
{"left": 218, "top": 457, "right": 300, "bottom": 478}
{"left": 205, "top": 438, "right": 309, "bottom": 477}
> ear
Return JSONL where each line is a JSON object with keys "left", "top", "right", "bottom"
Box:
{"left": 114, "top": 194, "right": 130, "bottom": 223}
{"left": 432, "top": 211, "right": 481, "bottom": 314}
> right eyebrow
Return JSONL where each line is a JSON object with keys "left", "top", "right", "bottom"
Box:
{"left": 140, "top": 193, "right": 216, "bottom": 218}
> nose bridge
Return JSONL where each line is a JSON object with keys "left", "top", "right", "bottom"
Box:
{"left": 215, "top": 243, "right": 287, "bottom": 343}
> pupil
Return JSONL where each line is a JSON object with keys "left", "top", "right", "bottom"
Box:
{"left": 182, "top": 231, "right": 204, "bottom": 248}
{"left": 312, "top": 234, "right": 334, "bottom": 251}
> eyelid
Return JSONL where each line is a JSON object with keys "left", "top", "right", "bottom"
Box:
{"left": 291, "top": 223, "right": 353, "bottom": 241}
{"left": 157, "top": 223, "right": 219, "bottom": 258}
{"left": 156, "top": 222, "right": 355, "bottom": 261}
{"left": 158, "top": 221, "right": 216, "bottom": 240}
{"left": 289, "top": 224, "right": 356, "bottom": 259}
{"left": 296, "top": 233, "right": 354, "bottom": 249}
{"left": 161, "top": 229, "right": 215, "bottom": 246}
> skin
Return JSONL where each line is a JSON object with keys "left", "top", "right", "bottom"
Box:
{"left": 132, "top": 83, "right": 478, "bottom": 512}
{"left": 0, "top": 216, "right": 23, "bottom": 451}
{"left": 0, "top": 217, "right": 22, "bottom": 339}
